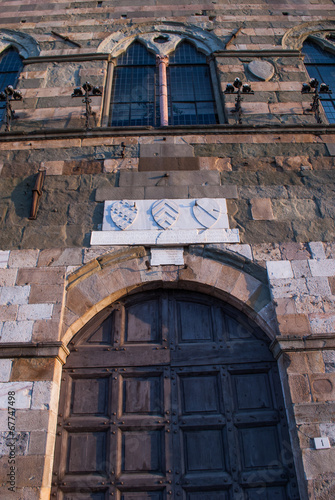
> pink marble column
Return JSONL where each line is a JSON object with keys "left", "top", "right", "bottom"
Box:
{"left": 156, "top": 55, "right": 169, "bottom": 127}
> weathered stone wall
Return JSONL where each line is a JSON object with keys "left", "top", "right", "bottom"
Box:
{"left": 1, "top": 0, "right": 335, "bottom": 499}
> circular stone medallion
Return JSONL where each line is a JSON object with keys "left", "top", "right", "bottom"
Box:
{"left": 110, "top": 200, "right": 138, "bottom": 230}
{"left": 151, "top": 199, "right": 179, "bottom": 229}
{"left": 193, "top": 198, "right": 221, "bottom": 228}
{"left": 248, "top": 60, "right": 275, "bottom": 81}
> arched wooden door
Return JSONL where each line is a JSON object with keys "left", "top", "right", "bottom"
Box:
{"left": 52, "top": 290, "right": 300, "bottom": 500}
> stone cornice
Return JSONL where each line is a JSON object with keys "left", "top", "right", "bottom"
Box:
{"left": 23, "top": 53, "right": 110, "bottom": 64}
{"left": 270, "top": 334, "right": 335, "bottom": 358}
{"left": 0, "top": 124, "right": 334, "bottom": 143}
{"left": 0, "top": 342, "right": 70, "bottom": 364}
{"left": 214, "top": 50, "right": 301, "bottom": 58}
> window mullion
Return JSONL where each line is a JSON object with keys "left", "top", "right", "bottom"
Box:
{"left": 156, "top": 55, "right": 169, "bottom": 127}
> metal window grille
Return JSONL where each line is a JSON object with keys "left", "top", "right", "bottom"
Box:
{"left": 0, "top": 49, "right": 23, "bottom": 124}
{"left": 110, "top": 42, "right": 159, "bottom": 127}
{"left": 302, "top": 40, "right": 335, "bottom": 124}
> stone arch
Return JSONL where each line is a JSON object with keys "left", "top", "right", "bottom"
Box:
{"left": 282, "top": 20, "right": 335, "bottom": 50}
{"left": 97, "top": 22, "right": 225, "bottom": 57}
{"left": 0, "top": 29, "right": 40, "bottom": 59}
{"left": 62, "top": 246, "right": 276, "bottom": 346}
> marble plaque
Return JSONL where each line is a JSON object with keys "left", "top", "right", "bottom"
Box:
{"left": 150, "top": 247, "right": 185, "bottom": 266}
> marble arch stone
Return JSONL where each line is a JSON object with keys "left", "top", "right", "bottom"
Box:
{"left": 0, "top": 29, "right": 40, "bottom": 58}
{"left": 282, "top": 20, "right": 335, "bottom": 50}
{"left": 62, "top": 246, "right": 275, "bottom": 346}
{"left": 97, "top": 22, "right": 226, "bottom": 57}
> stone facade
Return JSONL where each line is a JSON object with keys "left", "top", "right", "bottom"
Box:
{"left": 1, "top": 0, "right": 335, "bottom": 499}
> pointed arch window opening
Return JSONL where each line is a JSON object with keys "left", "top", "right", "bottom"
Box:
{"left": 109, "top": 41, "right": 219, "bottom": 127}
{"left": 302, "top": 39, "right": 335, "bottom": 123}
{"left": 0, "top": 48, "right": 23, "bottom": 124}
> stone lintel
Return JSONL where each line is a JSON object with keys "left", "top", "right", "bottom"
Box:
{"left": 91, "top": 228, "right": 240, "bottom": 246}
{"left": 0, "top": 342, "right": 70, "bottom": 364}
{"left": 270, "top": 334, "right": 335, "bottom": 358}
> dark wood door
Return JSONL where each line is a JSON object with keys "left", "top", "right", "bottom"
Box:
{"left": 52, "top": 290, "right": 300, "bottom": 500}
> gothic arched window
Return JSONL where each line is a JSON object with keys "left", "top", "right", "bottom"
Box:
{"left": 302, "top": 40, "right": 335, "bottom": 123}
{"left": 0, "top": 48, "right": 23, "bottom": 123}
{"left": 109, "top": 40, "right": 219, "bottom": 127}
{"left": 109, "top": 42, "right": 158, "bottom": 127}
{"left": 168, "top": 42, "right": 218, "bottom": 125}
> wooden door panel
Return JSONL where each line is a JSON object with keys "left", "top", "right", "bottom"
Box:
{"left": 125, "top": 299, "right": 161, "bottom": 343}
{"left": 122, "top": 429, "right": 164, "bottom": 473}
{"left": 66, "top": 431, "right": 107, "bottom": 473}
{"left": 179, "top": 373, "right": 221, "bottom": 414}
{"left": 53, "top": 290, "right": 300, "bottom": 500}
{"left": 245, "top": 486, "right": 287, "bottom": 500}
{"left": 62, "top": 492, "right": 107, "bottom": 500}
{"left": 239, "top": 426, "right": 281, "bottom": 469}
{"left": 119, "top": 491, "right": 164, "bottom": 500}
{"left": 177, "top": 300, "right": 214, "bottom": 342}
{"left": 232, "top": 373, "right": 273, "bottom": 411}
{"left": 71, "top": 377, "right": 109, "bottom": 415}
{"left": 121, "top": 374, "right": 163, "bottom": 415}
{"left": 183, "top": 429, "right": 226, "bottom": 472}
{"left": 186, "top": 491, "right": 229, "bottom": 500}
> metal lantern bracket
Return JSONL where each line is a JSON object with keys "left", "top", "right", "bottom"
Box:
{"left": 301, "top": 78, "right": 332, "bottom": 124}
{"left": 224, "top": 77, "right": 254, "bottom": 124}
{"left": 71, "top": 82, "right": 102, "bottom": 130}
{"left": 0, "top": 85, "right": 22, "bottom": 132}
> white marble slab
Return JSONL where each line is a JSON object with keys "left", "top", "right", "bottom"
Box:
{"left": 90, "top": 228, "right": 240, "bottom": 246}
{"left": 150, "top": 247, "right": 185, "bottom": 266}
{"left": 102, "top": 199, "right": 229, "bottom": 232}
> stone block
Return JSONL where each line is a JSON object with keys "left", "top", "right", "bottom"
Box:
{"left": 0, "top": 250, "right": 10, "bottom": 269}
{"left": 231, "top": 272, "right": 263, "bottom": 304}
{"left": 140, "top": 143, "right": 194, "bottom": 157}
{"left": 144, "top": 185, "right": 188, "bottom": 199}
{"left": 188, "top": 185, "right": 238, "bottom": 199}
{"left": 291, "top": 260, "right": 311, "bottom": 279}
{"left": 31, "top": 381, "right": 59, "bottom": 412}
{"left": 0, "top": 305, "right": 18, "bottom": 321}
{"left": 0, "top": 430, "right": 29, "bottom": 456}
{"left": 309, "top": 313, "right": 335, "bottom": 334}
{"left": 303, "top": 449, "right": 335, "bottom": 479}
{"left": 139, "top": 157, "right": 200, "bottom": 171}
{"left": 0, "top": 285, "right": 30, "bottom": 306}
{"left": 17, "top": 304, "right": 53, "bottom": 321}
{"left": 199, "top": 157, "right": 232, "bottom": 171}
{"left": 16, "top": 409, "right": 56, "bottom": 432}
{"left": 267, "top": 260, "right": 293, "bottom": 280}
{"left": 11, "top": 359, "right": 57, "bottom": 382}
{"left": 306, "top": 277, "right": 332, "bottom": 296}
{"left": 294, "top": 402, "right": 335, "bottom": 424}
{"left": 0, "top": 269, "right": 18, "bottom": 287}
{"left": 251, "top": 243, "right": 281, "bottom": 262}
{"left": 0, "top": 382, "right": 33, "bottom": 410}
{"left": 95, "top": 186, "right": 145, "bottom": 202}
{"left": 8, "top": 250, "right": 39, "bottom": 269}
{"left": 43, "top": 160, "right": 64, "bottom": 175}
{"left": 37, "top": 248, "right": 82, "bottom": 267}
{"left": 274, "top": 298, "right": 297, "bottom": 315}
{"left": 308, "top": 259, "right": 335, "bottom": 278}
{"left": 0, "top": 360, "right": 12, "bottom": 382}
{"left": 0, "top": 321, "right": 34, "bottom": 343}
{"left": 277, "top": 313, "right": 311, "bottom": 336}
{"left": 223, "top": 244, "right": 252, "bottom": 261}
{"left": 32, "top": 320, "right": 60, "bottom": 343}
{"left": 250, "top": 198, "right": 274, "bottom": 220}
{"left": 280, "top": 242, "right": 311, "bottom": 261}
{"left": 309, "top": 242, "right": 326, "bottom": 260}
{"left": 104, "top": 158, "right": 138, "bottom": 173}
{"left": 319, "top": 423, "right": 335, "bottom": 446}
{"left": 29, "top": 284, "right": 64, "bottom": 304}
{"left": 28, "top": 430, "right": 54, "bottom": 455}
{"left": 310, "top": 374, "right": 335, "bottom": 402}
{"left": 288, "top": 374, "right": 311, "bottom": 403}
{"left": 16, "top": 268, "right": 65, "bottom": 286}
{"left": 119, "top": 170, "right": 220, "bottom": 187}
